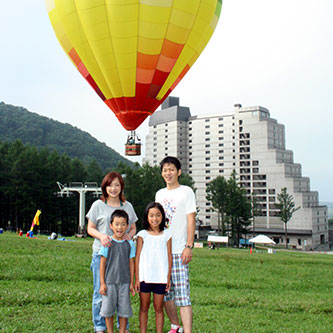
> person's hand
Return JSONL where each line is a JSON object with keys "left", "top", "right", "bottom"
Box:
{"left": 135, "top": 280, "right": 140, "bottom": 293}
{"left": 99, "top": 283, "right": 107, "bottom": 296}
{"left": 122, "top": 233, "right": 131, "bottom": 241}
{"left": 181, "top": 247, "right": 192, "bottom": 265}
{"left": 165, "top": 280, "right": 171, "bottom": 292}
{"left": 100, "top": 234, "right": 112, "bottom": 247}
{"left": 130, "top": 284, "right": 135, "bottom": 296}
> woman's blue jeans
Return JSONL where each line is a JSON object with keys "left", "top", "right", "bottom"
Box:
{"left": 90, "top": 253, "right": 106, "bottom": 332}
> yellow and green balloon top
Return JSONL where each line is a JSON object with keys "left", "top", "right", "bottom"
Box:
{"left": 46, "top": 0, "right": 222, "bottom": 131}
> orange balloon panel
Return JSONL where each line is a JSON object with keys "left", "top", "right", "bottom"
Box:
{"left": 46, "top": 0, "right": 222, "bottom": 130}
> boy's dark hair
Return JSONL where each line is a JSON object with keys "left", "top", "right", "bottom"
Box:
{"left": 143, "top": 202, "right": 166, "bottom": 232}
{"left": 110, "top": 209, "right": 129, "bottom": 224}
{"left": 160, "top": 156, "right": 181, "bottom": 171}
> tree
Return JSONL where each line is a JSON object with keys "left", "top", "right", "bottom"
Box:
{"left": 225, "top": 171, "right": 252, "bottom": 246}
{"left": 277, "top": 187, "right": 300, "bottom": 248}
{"left": 206, "top": 176, "right": 228, "bottom": 235}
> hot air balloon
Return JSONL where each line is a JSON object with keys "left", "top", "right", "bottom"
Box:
{"left": 46, "top": 0, "right": 222, "bottom": 155}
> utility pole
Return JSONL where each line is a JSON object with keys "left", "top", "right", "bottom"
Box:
{"left": 57, "top": 182, "right": 102, "bottom": 234}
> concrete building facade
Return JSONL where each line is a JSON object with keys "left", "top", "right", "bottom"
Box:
{"left": 144, "top": 97, "right": 329, "bottom": 250}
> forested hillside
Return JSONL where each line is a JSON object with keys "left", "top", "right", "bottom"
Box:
{"left": 0, "top": 102, "right": 132, "bottom": 170}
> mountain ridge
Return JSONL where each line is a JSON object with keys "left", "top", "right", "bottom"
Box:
{"left": 0, "top": 101, "right": 133, "bottom": 170}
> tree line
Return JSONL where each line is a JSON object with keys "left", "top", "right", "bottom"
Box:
{"left": 1, "top": 139, "right": 297, "bottom": 245}
{"left": 0, "top": 140, "right": 193, "bottom": 235}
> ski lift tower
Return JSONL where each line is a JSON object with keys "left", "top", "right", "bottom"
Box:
{"left": 57, "top": 182, "right": 102, "bottom": 234}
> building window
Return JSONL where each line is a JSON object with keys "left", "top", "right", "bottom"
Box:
{"left": 219, "top": 117, "right": 223, "bottom": 121}
{"left": 205, "top": 151, "right": 210, "bottom": 154}
{"left": 205, "top": 157, "right": 210, "bottom": 160}
{"left": 205, "top": 132, "right": 210, "bottom": 135}
{"left": 219, "top": 130, "right": 224, "bottom": 134}
{"left": 219, "top": 137, "right": 224, "bottom": 140}
{"left": 219, "top": 163, "right": 224, "bottom": 166}
{"left": 219, "top": 150, "right": 224, "bottom": 154}
{"left": 205, "top": 119, "right": 210, "bottom": 122}
{"left": 219, "top": 143, "right": 224, "bottom": 147}
{"left": 205, "top": 144, "right": 210, "bottom": 148}
{"left": 205, "top": 164, "right": 210, "bottom": 167}
{"left": 205, "top": 125, "right": 210, "bottom": 129}
{"left": 165, "top": 123, "right": 168, "bottom": 126}
{"left": 205, "top": 176, "right": 210, "bottom": 180}
{"left": 205, "top": 138, "right": 210, "bottom": 141}
{"left": 205, "top": 170, "right": 210, "bottom": 173}
{"left": 219, "top": 124, "right": 223, "bottom": 127}
{"left": 219, "top": 170, "right": 224, "bottom": 173}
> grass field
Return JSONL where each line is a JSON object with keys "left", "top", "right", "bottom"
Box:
{"left": 1, "top": 232, "right": 333, "bottom": 332}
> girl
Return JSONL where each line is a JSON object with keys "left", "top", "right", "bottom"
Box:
{"left": 135, "top": 202, "right": 172, "bottom": 333}
{"left": 87, "top": 172, "right": 137, "bottom": 333}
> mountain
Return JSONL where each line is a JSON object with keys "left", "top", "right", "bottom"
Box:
{"left": 0, "top": 101, "right": 133, "bottom": 170}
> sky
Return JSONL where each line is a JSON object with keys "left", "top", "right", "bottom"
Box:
{"left": 0, "top": 1, "right": 332, "bottom": 202}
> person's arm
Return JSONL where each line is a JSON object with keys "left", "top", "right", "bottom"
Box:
{"left": 99, "top": 255, "right": 107, "bottom": 295}
{"left": 129, "top": 257, "right": 135, "bottom": 296}
{"left": 181, "top": 212, "right": 196, "bottom": 265}
{"left": 123, "top": 222, "right": 136, "bottom": 240}
{"left": 134, "top": 236, "right": 143, "bottom": 292}
{"left": 166, "top": 238, "right": 172, "bottom": 292}
{"left": 87, "top": 219, "right": 111, "bottom": 247}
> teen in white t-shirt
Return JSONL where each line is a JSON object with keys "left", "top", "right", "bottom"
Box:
{"left": 155, "top": 156, "right": 196, "bottom": 333}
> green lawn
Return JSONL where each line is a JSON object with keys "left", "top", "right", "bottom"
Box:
{"left": 1, "top": 232, "right": 332, "bottom": 332}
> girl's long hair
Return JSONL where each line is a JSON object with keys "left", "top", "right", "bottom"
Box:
{"left": 143, "top": 202, "right": 166, "bottom": 232}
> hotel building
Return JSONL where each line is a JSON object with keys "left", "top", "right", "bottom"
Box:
{"left": 144, "top": 97, "right": 329, "bottom": 250}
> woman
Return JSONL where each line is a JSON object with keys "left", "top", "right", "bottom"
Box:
{"left": 87, "top": 172, "right": 137, "bottom": 333}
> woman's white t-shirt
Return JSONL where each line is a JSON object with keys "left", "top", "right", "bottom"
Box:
{"left": 137, "top": 229, "right": 171, "bottom": 284}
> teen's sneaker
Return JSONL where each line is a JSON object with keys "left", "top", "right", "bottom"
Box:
{"left": 168, "top": 325, "right": 183, "bottom": 333}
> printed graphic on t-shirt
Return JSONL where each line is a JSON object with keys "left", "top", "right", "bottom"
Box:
{"left": 161, "top": 198, "right": 176, "bottom": 228}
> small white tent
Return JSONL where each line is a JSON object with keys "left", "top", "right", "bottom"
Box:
{"left": 248, "top": 235, "right": 276, "bottom": 245}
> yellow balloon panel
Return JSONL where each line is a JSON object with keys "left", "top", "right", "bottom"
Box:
{"left": 47, "top": 0, "right": 222, "bottom": 130}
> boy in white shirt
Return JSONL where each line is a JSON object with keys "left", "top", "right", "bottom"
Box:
{"left": 155, "top": 156, "right": 196, "bottom": 333}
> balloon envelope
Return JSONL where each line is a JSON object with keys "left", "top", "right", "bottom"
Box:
{"left": 46, "top": 0, "right": 222, "bottom": 130}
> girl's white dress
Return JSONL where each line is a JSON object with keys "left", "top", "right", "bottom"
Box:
{"left": 137, "top": 229, "right": 171, "bottom": 284}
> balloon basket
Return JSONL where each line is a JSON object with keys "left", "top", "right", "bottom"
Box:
{"left": 125, "top": 144, "right": 141, "bottom": 156}
{"left": 125, "top": 131, "right": 141, "bottom": 156}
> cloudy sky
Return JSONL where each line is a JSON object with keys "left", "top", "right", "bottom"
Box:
{"left": 0, "top": 1, "right": 332, "bottom": 201}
